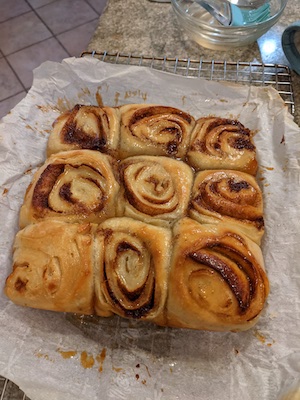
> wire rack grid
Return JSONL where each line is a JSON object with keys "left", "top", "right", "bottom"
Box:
{"left": 82, "top": 50, "right": 295, "bottom": 115}
{"left": 0, "top": 50, "right": 295, "bottom": 400}
{"left": 0, "top": 377, "right": 28, "bottom": 400}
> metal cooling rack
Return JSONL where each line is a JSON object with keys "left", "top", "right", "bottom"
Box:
{"left": 0, "top": 377, "right": 28, "bottom": 400}
{"left": 0, "top": 50, "right": 295, "bottom": 400}
{"left": 81, "top": 50, "right": 295, "bottom": 115}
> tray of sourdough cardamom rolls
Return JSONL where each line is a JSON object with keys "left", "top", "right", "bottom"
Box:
{"left": 0, "top": 57, "right": 300, "bottom": 400}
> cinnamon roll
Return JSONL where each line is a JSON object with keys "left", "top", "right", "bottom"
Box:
{"left": 119, "top": 104, "right": 195, "bottom": 159}
{"left": 117, "top": 156, "right": 193, "bottom": 227}
{"left": 189, "top": 170, "right": 264, "bottom": 244}
{"left": 187, "top": 117, "right": 258, "bottom": 175}
{"left": 47, "top": 104, "right": 120, "bottom": 157}
{"left": 167, "top": 218, "right": 269, "bottom": 331}
{"left": 94, "top": 217, "right": 172, "bottom": 323}
{"left": 5, "top": 221, "right": 95, "bottom": 315}
{"left": 19, "top": 150, "right": 120, "bottom": 228}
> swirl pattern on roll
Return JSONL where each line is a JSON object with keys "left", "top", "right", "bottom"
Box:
{"left": 189, "top": 170, "right": 264, "bottom": 244}
{"left": 19, "top": 150, "right": 120, "bottom": 227}
{"left": 119, "top": 104, "right": 195, "bottom": 158}
{"left": 117, "top": 156, "right": 193, "bottom": 227}
{"left": 94, "top": 217, "right": 171, "bottom": 322}
{"left": 5, "top": 103, "right": 270, "bottom": 332}
{"left": 187, "top": 117, "right": 258, "bottom": 175}
{"left": 47, "top": 104, "right": 120, "bottom": 157}
{"left": 167, "top": 218, "right": 269, "bottom": 331}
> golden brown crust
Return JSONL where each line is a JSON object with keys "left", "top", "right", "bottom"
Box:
{"left": 93, "top": 217, "right": 172, "bottom": 323}
{"left": 5, "top": 104, "right": 269, "bottom": 332}
{"left": 47, "top": 104, "right": 120, "bottom": 157}
{"left": 119, "top": 104, "right": 195, "bottom": 159}
{"left": 19, "top": 150, "right": 120, "bottom": 228}
{"left": 166, "top": 218, "right": 269, "bottom": 331}
{"left": 187, "top": 117, "right": 258, "bottom": 175}
{"left": 117, "top": 155, "right": 194, "bottom": 227}
{"left": 5, "top": 221, "right": 95, "bottom": 315}
{"left": 189, "top": 169, "right": 264, "bottom": 244}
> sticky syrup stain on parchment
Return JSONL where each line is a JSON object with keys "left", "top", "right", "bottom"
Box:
{"left": 77, "top": 87, "right": 92, "bottom": 103}
{"left": 253, "top": 329, "right": 275, "bottom": 347}
{"left": 55, "top": 348, "right": 107, "bottom": 372}
{"left": 135, "top": 363, "right": 151, "bottom": 378}
{"left": 80, "top": 351, "right": 95, "bottom": 369}
{"left": 24, "top": 166, "right": 33, "bottom": 175}
{"left": 96, "top": 348, "right": 106, "bottom": 372}
{"left": 114, "top": 92, "right": 120, "bottom": 106}
{"left": 95, "top": 84, "right": 111, "bottom": 106}
{"left": 36, "top": 104, "right": 58, "bottom": 113}
{"left": 96, "top": 91, "right": 104, "bottom": 107}
{"left": 25, "top": 124, "right": 34, "bottom": 131}
{"left": 261, "top": 166, "right": 274, "bottom": 171}
{"left": 56, "top": 97, "right": 74, "bottom": 112}
{"left": 124, "top": 90, "right": 147, "bottom": 102}
{"left": 135, "top": 363, "right": 150, "bottom": 385}
{"left": 112, "top": 366, "right": 123, "bottom": 372}
{"left": 257, "top": 165, "right": 275, "bottom": 189}
{"left": 58, "top": 349, "right": 77, "bottom": 359}
{"left": 35, "top": 351, "right": 53, "bottom": 362}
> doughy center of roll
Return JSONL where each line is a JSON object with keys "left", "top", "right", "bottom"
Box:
{"left": 123, "top": 162, "right": 178, "bottom": 215}
{"left": 104, "top": 232, "right": 155, "bottom": 314}
{"left": 116, "top": 241, "right": 150, "bottom": 292}
{"left": 48, "top": 165, "right": 106, "bottom": 213}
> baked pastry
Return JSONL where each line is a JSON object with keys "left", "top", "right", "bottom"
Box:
{"left": 5, "top": 102, "right": 269, "bottom": 332}
{"left": 119, "top": 104, "right": 195, "bottom": 159}
{"left": 117, "top": 155, "right": 193, "bottom": 227}
{"left": 166, "top": 218, "right": 269, "bottom": 331}
{"left": 19, "top": 150, "right": 120, "bottom": 228}
{"left": 5, "top": 221, "right": 95, "bottom": 315}
{"left": 189, "top": 169, "right": 264, "bottom": 244}
{"left": 187, "top": 117, "right": 258, "bottom": 175}
{"left": 94, "top": 217, "right": 172, "bottom": 323}
{"left": 47, "top": 104, "right": 120, "bottom": 157}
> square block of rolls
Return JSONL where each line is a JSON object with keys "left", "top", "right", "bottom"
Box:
{"left": 5, "top": 103, "right": 269, "bottom": 332}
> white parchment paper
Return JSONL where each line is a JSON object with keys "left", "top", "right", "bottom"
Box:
{"left": 0, "top": 57, "right": 300, "bottom": 400}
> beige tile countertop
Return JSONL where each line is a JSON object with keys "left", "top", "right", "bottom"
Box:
{"left": 87, "top": 0, "right": 300, "bottom": 126}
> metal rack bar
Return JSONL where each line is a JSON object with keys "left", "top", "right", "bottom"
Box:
{"left": 0, "top": 377, "right": 28, "bottom": 400}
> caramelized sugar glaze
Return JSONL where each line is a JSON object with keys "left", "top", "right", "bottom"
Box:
{"left": 5, "top": 103, "right": 269, "bottom": 332}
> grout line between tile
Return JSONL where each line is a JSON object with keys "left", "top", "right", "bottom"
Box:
{"left": 0, "top": 0, "right": 103, "bottom": 113}
{"left": 22, "top": 0, "right": 101, "bottom": 57}
{"left": 0, "top": 90, "right": 28, "bottom": 104}
{"left": 83, "top": 0, "right": 101, "bottom": 15}
{"left": 0, "top": 10, "right": 33, "bottom": 25}
{"left": 3, "top": 57, "right": 27, "bottom": 92}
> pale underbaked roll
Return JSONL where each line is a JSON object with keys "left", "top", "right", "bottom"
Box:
{"left": 119, "top": 104, "right": 195, "bottom": 159}
{"left": 47, "top": 104, "right": 120, "bottom": 157}
{"left": 117, "top": 156, "right": 194, "bottom": 227}
{"left": 5, "top": 221, "right": 95, "bottom": 315}
{"left": 94, "top": 217, "right": 172, "bottom": 323}
{"left": 166, "top": 218, "right": 269, "bottom": 332}
{"left": 19, "top": 150, "right": 120, "bottom": 228}
{"left": 189, "top": 170, "right": 264, "bottom": 244}
{"left": 187, "top": 117, "right": 258, "bottom": 175}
